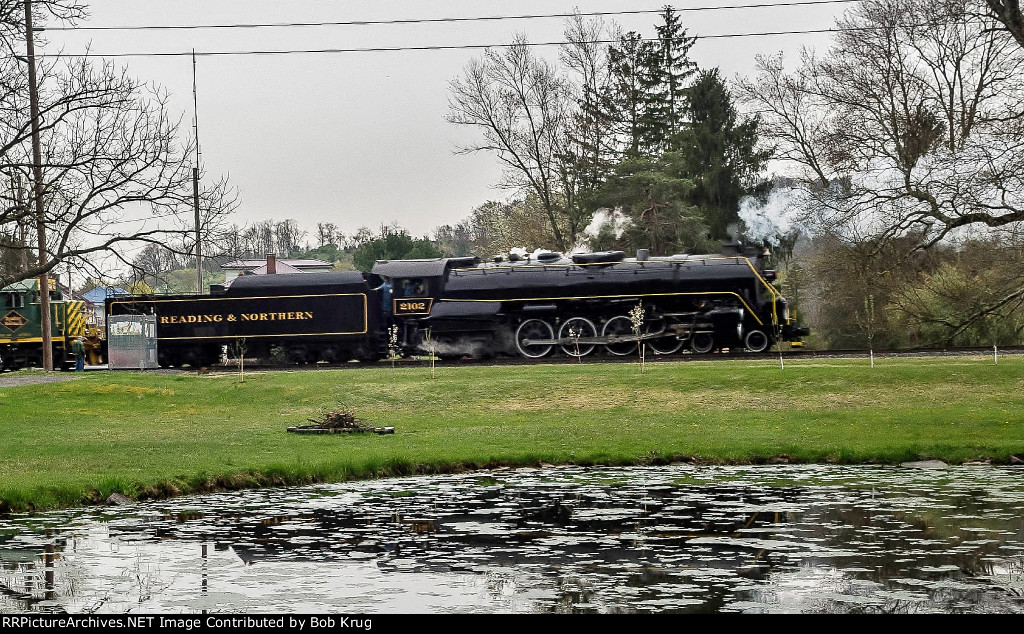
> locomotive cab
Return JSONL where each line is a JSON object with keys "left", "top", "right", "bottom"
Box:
{"left": 371, "top": 257, "right": 485, "bottom": 358}
{"left": 392, "top": 278, "right": 434, "bottom": 317}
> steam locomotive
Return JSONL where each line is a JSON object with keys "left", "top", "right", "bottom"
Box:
{"left": 99, "top": 243, "right": 807, "bottom": 367}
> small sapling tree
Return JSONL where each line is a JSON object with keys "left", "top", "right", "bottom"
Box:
{"left": 231, "top": 337, "right": 247, "bottom": 383}
{"left": 629, "top": 302, "right": 646, "bottom": 374}
{"left": 422, "top": 327, "right": 437, "bottom": 379}
{"left": 569, "top": 325, "right": 583, "bottom": 363}
{"left": 388, "top": 325, "right": 400, "bottom": 369}
{"left": 859, "top": 294, "right": 877, "bottom": 368}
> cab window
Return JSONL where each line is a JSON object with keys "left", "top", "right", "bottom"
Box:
{"left": 2, "top": 292, "right": 25, "bottom": 309}
{"left": 401, "top": 278, "right": 427, "bottom": 297}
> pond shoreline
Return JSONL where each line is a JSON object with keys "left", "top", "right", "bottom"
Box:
{"left": 3, "top": 357, "right": 1023, "bottom": 515}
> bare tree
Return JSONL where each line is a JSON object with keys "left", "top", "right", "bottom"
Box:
{"left": 348, "top": 226, "right": 374, "bottom": 250}
{"left": 126, "top": 173, "right": 238, "bottom": 290}
{"left": 738, "top": 0, "right": 1024, "bottom": 249}
{"left": 0, "top": 2, "right": 235, "bottom": 289}
{"left": 216, "top": 223, "right": 248, "bottom": 260}
{"left": 431, "top": 218, "right": 477, "bottom": 257}
{"left": 274, "top": 219, "right": 306, "bottom": 256}
{"left": 133, "top": 242, "right": 185, "bottom": 277}
{"left": 243, "top": 220, "right": 274, "bottom": 258}
{"left": 315, "top": 221, "right": 338, "bottom": 247}
{"left": 559, "top": 14, "right": 616, "bottom": 222}
{"left": 448, "top": 35, "right": 581, "bottom": 252}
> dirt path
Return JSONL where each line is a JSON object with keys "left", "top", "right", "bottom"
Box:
{"left": 0, "top": 373, "right": 81, "bottom": 388}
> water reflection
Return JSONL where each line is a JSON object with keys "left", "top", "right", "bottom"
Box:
{"left": 1, "top": 465, "right": 1022, "bottom": 613}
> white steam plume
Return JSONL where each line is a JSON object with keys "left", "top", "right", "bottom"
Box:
{"left": 738, "top": 189, "right": 808, "bottom": 245}
{"left": 572, "top": 208, "right": 632, "bottom": 253}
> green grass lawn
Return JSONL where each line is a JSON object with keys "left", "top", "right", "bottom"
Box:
{"left": 1, "top": 354, "right": 1022, "bottom": 513}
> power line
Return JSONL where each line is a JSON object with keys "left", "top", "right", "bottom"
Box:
{"left": 41, "top": 0, "right": 860, "bottom": 32}
{"left": 45, "top": 27, "right": 869, "bottom": 59}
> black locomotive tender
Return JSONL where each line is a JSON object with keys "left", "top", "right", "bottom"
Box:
{"left": 106, "top": 244, "right": 807, "bottom": 367}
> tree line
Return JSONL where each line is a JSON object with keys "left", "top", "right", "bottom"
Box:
{"left": 120, "top": 220, "right": 442, "bottom": 295}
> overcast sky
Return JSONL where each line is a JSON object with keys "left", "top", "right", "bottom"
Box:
{"left": 45, "top": 0, "right": 850, "bottom": 243}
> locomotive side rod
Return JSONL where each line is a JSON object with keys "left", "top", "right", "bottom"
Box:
{"left": 523, "top": 324, "right": 718, "bottom": 347}
{"left": 524, "top": 331, "right": 711, "bottom": 347}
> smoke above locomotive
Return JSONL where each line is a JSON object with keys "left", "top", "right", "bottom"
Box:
{"left": 101, "top": 243, "right": 807, "bottom": 368}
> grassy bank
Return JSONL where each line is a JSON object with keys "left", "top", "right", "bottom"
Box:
{"left": 1, "top": 354, "right": 1022, "bottom": 513}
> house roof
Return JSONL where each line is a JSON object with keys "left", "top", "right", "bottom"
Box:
{"left": 243, "top": 261, "right": 303, "bottom": 275}
{"left": 81, "top": 287, "right": 129, "bottom": 304}
{"left": 1, "top": 279, "right": 72, "bottom": 293}
{"left": 222, "top": 258, "right": 333, "bottom": 271}
{"left": 1, "top": 279, "right": 37, "bottom": 293}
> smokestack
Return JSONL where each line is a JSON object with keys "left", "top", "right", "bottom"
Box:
{"left": 266, "top": 253, "right": 277, "bottom": 274}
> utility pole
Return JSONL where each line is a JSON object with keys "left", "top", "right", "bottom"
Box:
{"left": 192, "top": 50, "right": 202, "bottom": 294}
{"left": 24, "top": 0, "right": 52, "bottom": 371}
{"left": 193, "top": 167, "right": 201, "bottom": 293}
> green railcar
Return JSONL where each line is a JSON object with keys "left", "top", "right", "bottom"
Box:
{"left": 0, "top": 279, "right": 95, "bottom": 371}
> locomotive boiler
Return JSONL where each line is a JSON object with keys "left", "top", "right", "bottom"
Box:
{"left": 375, "top": 245, "right": 807, "bottom": 360}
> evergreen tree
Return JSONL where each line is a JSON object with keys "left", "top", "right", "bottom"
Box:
{"left": 351, "top": 229, "right": 443, "bottom": 272}
{"left": 590, "top": 156, "right": 714, "bottom": 256}
{"left": 605, "top": 32, "right": 662, "bottom": 158}
{"left": 654, "top": 6, "right": 698, "bottom": 149}
{"left": 587, "top": 9, "right": 711, "bottom": 255}
{"left": 671, "top": 69, "right": 772, "bottom": 240}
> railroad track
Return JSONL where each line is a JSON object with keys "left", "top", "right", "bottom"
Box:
{"left": 199, "top": 345, "right": 1022, "bottom": 372}
{"left": 3, "top": 345, "right": 1016, "bottom": 374}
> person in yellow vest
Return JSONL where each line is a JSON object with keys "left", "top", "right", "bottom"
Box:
{"left": 72, "top": 336, "right": 86, "bottom": 372}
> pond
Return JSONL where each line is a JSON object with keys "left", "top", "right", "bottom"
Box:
{"left": 1, "top": 464, "right": 1022, "bottom": 614}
